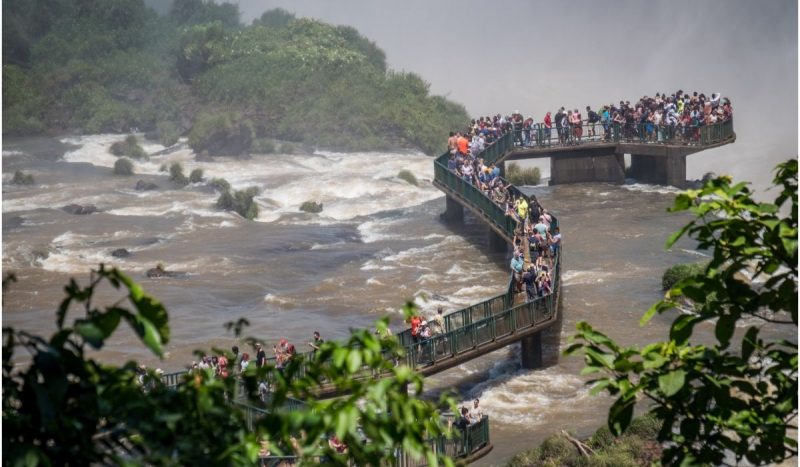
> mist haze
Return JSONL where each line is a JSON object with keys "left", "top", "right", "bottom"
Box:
{"left": 238, "top": 0, "right": 797, "bottom": 192}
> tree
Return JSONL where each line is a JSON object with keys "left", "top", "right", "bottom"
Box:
{"left": 566, "top": 159, "right": 797, "bottom": 466}
{"left": 3, "top": 266, "right": 457, "bottom": 465}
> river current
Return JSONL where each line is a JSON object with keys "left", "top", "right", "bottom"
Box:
{"left": 2, "top": 135, "right": 786, "bottom": 465}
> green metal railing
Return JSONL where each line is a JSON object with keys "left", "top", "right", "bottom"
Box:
{"left": 253, "top": 414, "right": 491, "bottom": 467}
{"left": 528, "top": 117, "right": 734, "bottom": 148}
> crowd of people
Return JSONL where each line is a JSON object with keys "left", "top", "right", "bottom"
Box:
{"left": 454, "top": 89, "right": 732, "bottom": 149}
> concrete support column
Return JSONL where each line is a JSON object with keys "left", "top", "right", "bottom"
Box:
{"left": 487, "top": 229, "right": 507, "bottom": 253}
{"left": 630, "top": 154, "right": 686, "bottom": 188}
{"left": 520, "top": 331, "right": 543, "bottom": 369}
{"left": 550, "top": 154, "right": 624, "bottom": 185}
{"left": 443, "top": 195, "right": 464, "bottom": 224}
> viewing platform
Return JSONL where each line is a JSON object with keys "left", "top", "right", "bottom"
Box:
{"left": 500, "top": 119, "right": 735, "bottom": 188}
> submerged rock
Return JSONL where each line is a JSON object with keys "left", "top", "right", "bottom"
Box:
{"left": 62, "top": 204, "right": 100, "bottom": 215}
{"left": 135, "top": 180, "right": 159, "bottom": 191}
{"left": 111, "top": 248, "right": 132, "bottom": 258}
{"left": 146, "top": 264, "right": 185, "bottom": 279}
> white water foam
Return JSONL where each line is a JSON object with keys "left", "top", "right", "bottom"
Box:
{"left": 622, "top": 183, "right": 682, "bottom": 195}
{"left": 463, "top": 366, "right": 591, "bottom": 427}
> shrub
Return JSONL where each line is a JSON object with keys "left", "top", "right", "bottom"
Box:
{"left": 506, "top": 162, "right": 541, "bottom": 186}
{"left": 280, "top": 143, "right": 295, "bottom": 154}
{"left": 217, "top": 186, "right": 259, "bottom": 220}
{"left": 113, "top": 158, "right": 134, "bottom": 176}
{"left": 208, "top": 178, "right": 230, "bottom": 192}
{"left": 189, "top": 168, "right": 204, "bottom": 183}
{"left": 159, "top": 164, "right": 168, "bottom": 172}
{"left": 156, "top": 121, "right": 180, "bottom": 146}
{"left": 11, "top": 170, "right": 34, "bottom": 185}
{"left": 169, "top": 162, "right": 189, "bottom": 187}
{"left": 299, "top": 201, "right": 323, "bottom": 213}
{"left": 662, "top": 261, "right": 708, "bottom": 290}
{"left": 397, "top": 169, "right": 418, "bottom": 186}
{"left": 110, "top": 134, "right": 148, "bottom": 160}
{"left": 251, "top": 138, "right": 276, "bottom": 154}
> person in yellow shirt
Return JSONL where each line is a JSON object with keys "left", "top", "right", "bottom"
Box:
{"left": 515, "top": 197, "right": 528, "bottom": 221}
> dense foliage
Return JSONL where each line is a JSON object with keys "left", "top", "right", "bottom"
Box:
{"left": 507, "top": 415, "right": 661, "bottom": 467}
{"left": 110, "top": 135, "right": 147, "bottom": 160}
{"left": 661, "top": 261, "right": 709, "bottom": 290}
{"left": 566, "top": 159, "right": 798, "bottom": 466}
{"left": 3, "top": 1, "right": 469, "bottom": 155}
{"left": 3, "top": 267, "right": 459, "bottom": 465}
{"left": 113, "top": 157, "right": 134, "bottom": 176}
{"left": 11, "top": 170, "right": 34, "bottom": 185}
{"left": 506, "top": 162, "right": 541, "bottom": 186}
{"left": 217, "top": 186, "right": 259, "bottom": 220}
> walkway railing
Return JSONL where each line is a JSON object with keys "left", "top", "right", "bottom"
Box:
{"left": 523, "top": 117, "right": 734, "bottom": 148}
{"left": 250, "top": 412, "right": 491, "bottom": 467}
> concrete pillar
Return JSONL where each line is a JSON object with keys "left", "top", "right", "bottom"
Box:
{"left": 520, "top": 332, "right": 543, "bottom": 369}
{"left": 442, "top": 195, "right": 464, "bottom": 224}
{"left": 630, "top": 154, "right": 686, "bottom": 188}
{"left": 487, "top": 229, "right": 507, "bottom": 252}
{"left": 550, "top": 154, "right": 624, "bottom": 185}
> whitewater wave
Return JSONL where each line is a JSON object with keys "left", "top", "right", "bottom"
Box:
{"left": 463, "top": 366, "right": 591, "bottom": 427}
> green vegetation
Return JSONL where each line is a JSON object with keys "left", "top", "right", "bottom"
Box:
{"left": 3, "top": 2, "right": 469, "bottom": 156}
{"left": 299, "top": 201, "right": 323, "bottom": 214}
{"left": 217, "top": 186, "right": 259, "bottom": 220}
{"left": 3, "top": 267, "right": 458, "bottom": 465}
{"left": 10, "top": 170, "right": 34, "bottom": 185}
{"left": 251, "top": 138, "right": 276, "bottom": 154}
{"left": 398, "top": 169, "right": 418, "bottom": 186}
{"left": 566, "top": 160, "right": 797, "bottom": 466}
{"left": 661, "top": 261, "right": 709, "bottom": 290}
{"left": 507, "top": 415, "right": 661, "bottom": 467}
{"left": 188, "top": 168, "right": 204, "bottom": 183}
{"left": 208, "top": 177, "right": 231, "bottom": 192}
{"left": 113, "top": 158, "right": 134, "bottom": 176}
{"left": 279, "top": 143, "right": 295, "bottom": 155}
{"left": 169, "top": 162, "right": 189, "bottom": 187}
{"left": 506, "top": 163, "right": 541, "bottom": 186}
{"left": 110, "top": 135, "right": 148, "bottom": 160}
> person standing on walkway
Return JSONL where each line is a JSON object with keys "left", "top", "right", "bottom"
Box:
{"left": 255, "top": 343, "right": 267, "bottom": 368}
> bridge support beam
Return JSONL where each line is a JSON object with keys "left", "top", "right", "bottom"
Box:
{"left": 487, "top": 229, "right": 507, "bottom": 253}
{"left": 629, "top": 154, "right": 686, "bottom": 188}
{"left": 443, "top": 195, "right": 464, "bottom": 224}
{"left": 520, "top": 331, "right": 543, "bottom": 369}
{"left": 549, "top": 153, "right": 624, "bottom": 185}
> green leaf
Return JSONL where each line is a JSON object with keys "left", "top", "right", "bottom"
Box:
{"left": 608, "top": 397, "right": 635, "bottom": 436}
{"left": 658, "top": 369, "right": 686, "bottom": 397}
{"left": 715, "top": 314, "right": 736, "bottom": 348}
{"left": 75, "top": 321, "right": 106, "bottom": 349}
{"left": 346, "top": 350, "right": 362, "bottom": 374}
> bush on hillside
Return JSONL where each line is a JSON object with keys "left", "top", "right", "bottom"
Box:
{"left": 662, "top": 261, "right": 708, "bottom": 290}
{"left": 113, "top": 158, "right": 134, "bottom": 176}
{"left": 506, "top": 162, "right": 541, "bottom": 186}
{"left": 397, "top": 170, "right": 418, "bottom": 186}
{"left": 156, "top": 121, "right": 180, "bottom": 147}
{"left": 11, "top": 170, "right": 34, "bottom": 185}
{"left": 507, "top": 414, "right": 662, "bottom": 467}
{"left": 189, "top": 168, "right": 204, "bottom": 183}
{"left": 279, "top": 143, "right": 295, "bottom": 154}
{"left": 169, "top": 162, "right": 189, "bottom": 187}
{"left": 251, "top": 138, "right": 276, "bottom": 154}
